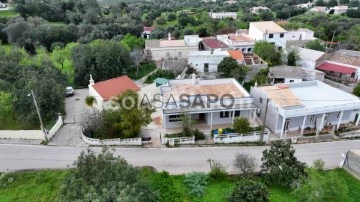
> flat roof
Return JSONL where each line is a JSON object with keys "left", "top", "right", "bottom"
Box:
{"left": 188, "top": 50, "right": 230, "bottom": 57}
{"left": 269, "top": 65, "right": 303, "bottom": 79}
{"left": 250, "top": 21, "right": 287, "bottom": 33}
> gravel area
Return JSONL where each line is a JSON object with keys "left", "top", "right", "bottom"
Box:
{"left": 48, "top": 89, "right": 89, "bottom": 147}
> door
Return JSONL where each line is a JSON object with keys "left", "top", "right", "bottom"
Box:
{"left": 284, "top": 119, "right": 290, "bottom": 131}
{"left": 354, "top": 114, "right": 359, "bottom": 123}
{"left": 204, "top": 63, "right": 209, "bottom": 72}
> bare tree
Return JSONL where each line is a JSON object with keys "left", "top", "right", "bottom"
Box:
{"left": 233, "top": 152, "right": 256, "bottom": 177}
{"left": 130, "top": 49, "right": 144, "bottom": 76}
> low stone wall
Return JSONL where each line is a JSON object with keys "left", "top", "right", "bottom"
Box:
{"left": 0, "top": 115, "right": 64, "bottom": 140}
{"left": 213, "top": 130, "right": 269, "bottom": 144}
{"left": 162, "top": 136, "right": 195, "bottom": 146}
{"left": 81, "top": 132, "right": 142, "bottom": 146}
{"left": 343, "top": 150, "right": 360, "bottom": 178}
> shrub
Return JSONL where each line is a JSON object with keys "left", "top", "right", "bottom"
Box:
{"left": 353, "top": 84, "right": 360, "bottom": 97}
{"left": 207, "top": 159, "right": 227, "bottom": 181}
{"left": 233, "top": 117, "right": 251, "bottom": 134}
{"left": 233, "top": 152, "right": 256, "bottom": 177}
{"left": 193, "top": 129, "right": 206, "bottom": 140}
{"left": 228, "top": 180, "right": 270, "bottom": 202}
{"left": 144, "top": 69, "right": 175, "bottom": 84}
{"left": 184, "top": 172, "right": 208, "bottom": 197}
{"left": 261, "top": 141, "right": 306, "bottom": 186}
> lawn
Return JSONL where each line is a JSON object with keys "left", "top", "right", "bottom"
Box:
{"left": 0, "top": 170, "right": 69, "bottom": 202}
{"left": 0, "top": 169, "right": 359, "bottom": 202}
{"left": 0, "top": 10, "right": 19, "bottom": 17}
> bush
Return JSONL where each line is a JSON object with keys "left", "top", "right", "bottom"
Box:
{"left": 193, "top": 129, "right": 206, "bottom": 140}
{"left": 353, "top": 84, "right": 360, "bottom": 97}
{"left": 233, "top": 152, "right": 256, "bottom": 177}
{"left": 207, "top": 159, "right": 227, "bottom": 181}
{"left": 228, "top": 180, "right": 270, "bottom": 202}
{"left": 184, "top": 172, "right": 208, "bottom": 197}
{"left": 144, "top": 69, "right": 175, "bottom": 84}
{"left": 233, "top": 117, "right": 251, "bottom": 134}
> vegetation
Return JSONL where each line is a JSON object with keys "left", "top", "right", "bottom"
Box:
{"left": 254, "top": 41, "right": 282, "bottom": 67}
{"left": 184, "top": 172, "right": 209, "bottom": 197}
{"left": 228, "top": 180, "right": 270, "bottom": 202}
{"left": 286, "top": 49, "right": 299, "bottom": 66}
{"left": 144, "top": 69, "right": 175, "bottom": 84}
{"left": 233, "top": 117, "right": 251, "bottom": 134}
{"left": 353, "top": 84, "right": 360, "bottom": 96}
{"left": 207, "top": 159, "right": 228, "bottom": 181}
{"left": 261, "top": 141, "right": 306, "bottom": 186}
{"left": 305, "top": 39, "right": 326, "bottom": 52}
{"left": 233, "top": 152, "right": 256, "bottom": 177}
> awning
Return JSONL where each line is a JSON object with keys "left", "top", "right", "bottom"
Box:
{"left": 316, "top": 62, "right": 356, "bottom": 74}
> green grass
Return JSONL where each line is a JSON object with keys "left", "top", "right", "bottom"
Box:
{"left": 0, "top": 170, "right": 69, "bottom": 202}
{"left": 127, "top": 63, "right": 157, "bottom": 80}
{"left": 0, "top": 10, "right": 19, "bottom": 17}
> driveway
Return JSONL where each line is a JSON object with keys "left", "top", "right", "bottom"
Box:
{"left": 48, "top": 89, "right": 89, "bottom": 147}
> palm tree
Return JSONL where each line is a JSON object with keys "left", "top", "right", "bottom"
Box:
{"left": 85, "top": 96, "right": 97, "bottom": 114}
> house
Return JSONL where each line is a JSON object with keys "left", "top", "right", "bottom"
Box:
{"left": 188, "top": 50, "right": 230, "bottom": 72}
{"left": 296, "top": 47, "right": 325, "bottom": 69}
{"left": 145, "top": 34, "right": 199, "bottom": 61}
{"left": 142, "top": 27, "right": 155, "bottom": 39}
{"left": 217, "top": 31, "right": 256, "bottom": 52}
{"left": 200, "top": 38, "right": 229, "bottom": 51}
{"left": 284, "top": 29, "right": 317, "bottom": 48}
{"left": 250, "top": 6, "right": 270, "bottom": 14}
{"left": 160, "top": 76, "right": 257, "bottom": 131}
{"left": 250, "top": 81, "right": 360, "bottom": 138}
{"left": 249, "top": 21, "right": 287, "bottom": 50}
{"left": 309, "top": 6, "right": 329, "bottom": 13}
{"left": 88, "top": 75, "right": 141, "bottom": 111}
{"left": 316, "top": 50, "right": 360, "bottom": 83}
{"left": 329, "top": 6, "right": 348, "bottom": 14}
{"left": 209, "top": 12, "right": 237, "bottom": 19}
{"left": 268, "top": 65, "right": 325, "bottom": 84}
{"left": 296, "top": 2, "right": 314, "bottom": 8}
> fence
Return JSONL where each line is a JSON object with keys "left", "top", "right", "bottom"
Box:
{"left": 343, "top": 150, "right": 360, "bottom": 178}
{"left": 81, "top": 132, "right": 142, "bottom": 146}
{"left": 162, "top": 136, "right": 195, "bottom": 146}
{"left": 213, "top": 129, "right": 269, "bottom": 144}
{"left": 0, "top": 115, "right": 63, "bottom": 140}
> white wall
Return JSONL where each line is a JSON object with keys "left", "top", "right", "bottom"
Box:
{"left": 284, "top": 78, "right": 303, "bottom": 83}
{"left": 88, "top": 85, "right": 105, "bottom": 111}
{"left": 150, "top": 46, "right": 198, "bottom": 61}
{"left": 188, "top": 53, "right": 228, "bottom": 72}
{"left": 298, "top": 58, "right": 316, "bottom": 69}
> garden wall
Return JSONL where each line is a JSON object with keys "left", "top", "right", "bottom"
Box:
{"left": 81, "top": 132, "right": 142, "bottom": 146}
{"left": 343, "top": 150, "right": 360, "bottom": 178}
{"left": 213, "top": 130, "right": 269, "bottom": 144}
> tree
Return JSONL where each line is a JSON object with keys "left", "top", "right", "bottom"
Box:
{"left": 287, "top": 49, "right": 299, "bottom": 66}
{"left": 233, "top": 152, "right": 256, "bottom": 177}
{"left": 259, "top": 10, "right": 274, "bottom": 21}
{"left": 167, "top": 13, "right": 177, "bottom": 21}
{"left": 292, "top": 160, "right": 348, "bottom": 202}
{"left": 120, "top": 34, "right": 145, "bottom": 50}
{"left": 233, "top": 117, "right": 251, "bottom": 134}
{"left": 130, "top": 49, "right": 144, "bottom": 76}
{"left": 315, "top": 0, "right": 326, "bottom": 6}
{"left": 339, "top": 0, "right": 349, "bottom": 4}
{"left": 85, "top": 96, "right": 96, "bottom": 113}
{"left": 353, "top": 84, "right": 360, "bottom": 96}
{"left": 349, "top": 0, "right": 360, "bottom": 7}
{"left": 347, "top": 25, "right": 360, "bottom": 51}
{"left": 327, "top": 0, "right": 338, "bottom": 7}
{"left": 253, "top": 41, "right": 282, "bottom": 67}
{"left": 59, "top": 148, "right": 159, "bottom": 201}
{"left": 0, "top": 92, "right": 15, "bottom": 126}
{"left": 112, "top": 90, "right": 152, "bottom": 138}
{"left": 252, "top": 69, "right": 269, "bottom": 85}
{"left": 231, "top": 64, "right": 249, "bottom": 82}
{"left": 156, "top": 17, "right": 167, "bottom": 25}
{"left": 184, "top": 172, "right": 208, "bottom": 197}
{"left": 218, "top": 57, "right": 239, "bottom": 77}
{"left": 305, "top": 39, "right": 326, "bottom": 52}
{"left": 261, "top": 141, "right": 306, "bottom": 186}
{"left": 228, "top": 180, "right": 270, "bottom": 202}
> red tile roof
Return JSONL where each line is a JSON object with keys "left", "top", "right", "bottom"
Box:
{"left": 144, "top": 27, "right": 155, "bottom": 32}
{"left": 228, "top": 50, "right": 243, "bottom": 61}
{"left": 316, "top": 62, "right": 356, "bottom": 74}
{"left": 202, "top": 38, "right": 229, "bottom": 49}
{"left": 92, "top": 76, "right": 140, "bottom": 101}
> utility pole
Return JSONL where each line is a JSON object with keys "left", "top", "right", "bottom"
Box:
{"left": 260, "top": 98, "right": 270, "bottom": 142}
{"left": 29, "top": 90, "right": 48, "bottom": 142}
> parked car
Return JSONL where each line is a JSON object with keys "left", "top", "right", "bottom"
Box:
{"left": 65, "top": 86, "right": 74, "bottom": 96}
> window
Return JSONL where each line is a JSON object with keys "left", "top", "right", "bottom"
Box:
{"left": 234, "top": 111, "right": 241, "bottom": 117}
{"left": 247, "top": 48, "right": 252, "bottom": 52}
{"left": 309, "top": 115, "right": 315, "bottom": 123}
{"left": 220, "top": 111, "right": 229, "bottom": 118}
{"left": 278, "top": 46, "right": 282, "bottom": 51}
{"left": 169, "top": 115, "right": 181, "bottom": 122}
{"left": 337, "top": 112, "right": 341, "bottom": 119}
{"left": 178, "top": 52, "right": 182, "bottom": 57}
{"left": 280, "top": 33, "right": 284, "bottom": 38}
{"left": 260, "top": 97, "right": 263, "bottom": 104}
{"left": 269, "top": 34, "right": 273, "bottom": 38}
{"left": 289, "top": 80, "right": 294, "bottom": 83}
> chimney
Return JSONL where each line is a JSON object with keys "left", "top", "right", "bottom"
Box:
{"left": 168, "top": 32, "right": 171, "bottom": 41}
{"left": 89, "top": 74, "right": 94, "bottom": 85}
{"left": 192, "top": 73, "right": 196, "bottom": 85}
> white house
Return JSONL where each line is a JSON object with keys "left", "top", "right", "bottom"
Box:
{"left": 217, "top": 31, "right": 256, "bottom": 52}
{"left": 142, "top": 27, "right": 155, "bottom": 39}
{"left": 309, "top": 6, "right": 329, "bottom": 13}
{"left": 330, "top": 6, "right": 348, "bottom": 14}
{"left": 209, "top": 12, "right": 237, "bottom": 19}
{"left": 296, "top": 2, "right": 314, "bottom": 8}
{"left": 160, "top": 76, "right": 258, "bottom": 130}
{"left": 284, "top": 29, "right": 317, "bottom": 48}
{"left": 268, "top": 65, "right": 325, "bottom": 84}
{"left": 88, "top": 75, "right": 141, "bottom": 111}
{"left": 250, "top": 81, "right": 360, "bottom": 138}
{"left": 250, "top": 6, "right": 270, "bottom": 14}
{"left": 296, "top": 47, "right": 325, "bottom": 69}
{"left": 188, "top": 50, "right": 230, "bottom": 72}
{"left": 249, "top": 21, "right": 288, "bottom": 50}
{"left": 145, "top": 35, "right": 199, "bottom": 61}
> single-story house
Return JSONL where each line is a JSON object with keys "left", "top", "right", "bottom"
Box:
{"left": 88, "top": 75, "right": 141, "bottom": 111}
{"left": 269, "top": 65, "right": 325, "bottom": 84}
{"left": 296, "top": 47, "right": 325, "bottom": 69}
{"left": 160, "top": 75, "right": 258, "bottom": 131}
{"left": 250, "top": 81, "right": 360, "bottom": 138}
{"left": 200, "top": 38, "right": 229, "bottom": 51}
{"left": 188, "top": 50, "right": 230, "bottom": 72}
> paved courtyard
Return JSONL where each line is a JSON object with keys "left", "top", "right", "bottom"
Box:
{"left": 48, "top": 89, "right": 89, "bottom": 147}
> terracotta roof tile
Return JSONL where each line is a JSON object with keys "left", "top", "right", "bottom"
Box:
{"left": 316, "top": 62, "right": 356, "bottom": 74}
{"left": 228, "top": 50, "right": 243, "bottom": 61}
{"left": 202, "top": 38, "right": 229, "bottom": 49}
{"left": 92, "top": 76, "right": 140, "bottom": 101}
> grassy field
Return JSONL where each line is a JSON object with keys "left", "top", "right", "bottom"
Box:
{"left": 0, "top": 10, "right": 19, "bottom": 17}
{"left": 0, "top": 169, "right": 359, "bottom": 202}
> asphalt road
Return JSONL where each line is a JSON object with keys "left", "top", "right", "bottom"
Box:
{"left": 1, "top": 140, "right": 360, "bottom": 174}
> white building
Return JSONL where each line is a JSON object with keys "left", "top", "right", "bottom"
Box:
{"left": 209, "top": 12, "right": 237, "bottom": 19}
{"left": 250, "top": 6, "right": 270, "bottom": 14}
{"left": 160, "top": 76, "right": 258, "bottom": 130}
{"left": 268, "top": 65, "right": 325, "bottom": 84}
{"left": 296, "top": 47, "right": 325, "bottom": 69}
{"left": 217, "top": 31, "right": 256, "bottom": 52}
{"left": 250, "top": 81, "right": 360, "bottom": 138}
{"left": 296, "top": 2, "right": 314, "bottom": 8}
{"left": 249, "top": 21, "right": 288, "bottom": 50}
{"left": 188, "top": 50, "right": 230, "bottom": 73}
{"left": 309, "top": 6, "right": 329, "bottom": 13}
{"left": 329, "top": 6, "right": 348, "bottom": 14}
{"left": 88, "top": 75, "right": 140, "bottom": 111}
{"left": 145, "top": 35, "right": 199, "bottom": 61}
